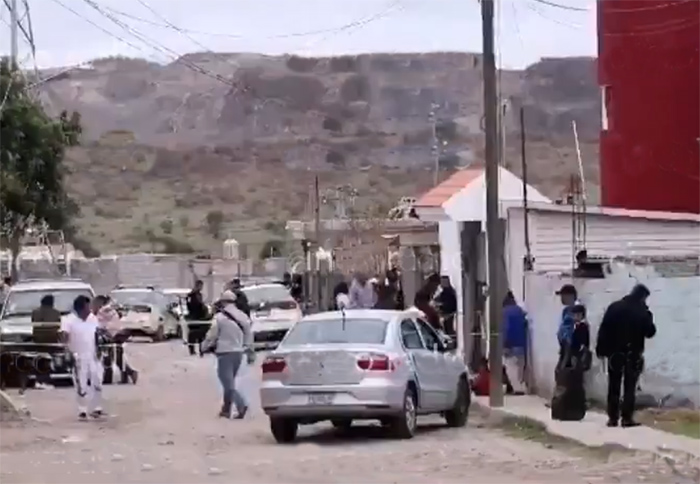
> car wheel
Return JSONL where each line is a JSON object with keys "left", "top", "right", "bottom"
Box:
{"left": 270, "top": 417, "right": 299, "bottom": 444}
{"left": 388, "top": 386, "right": 417, "bottom": 439}
{"left": 331, "top": 419, "right": 353, "bottom": 431}
{"left": 444, "top": 377, "right": 470, "bottom": 428}
{"left": 152, "top": 325, "right": 165, "bottom": 343}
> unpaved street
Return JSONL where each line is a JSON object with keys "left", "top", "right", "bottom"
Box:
{"left": 0, "top": 341, "right": 696, "bottom": 484}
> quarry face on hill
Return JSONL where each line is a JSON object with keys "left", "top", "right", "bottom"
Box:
{"left": 35, "top": 52, "right": 601, "bottom": 251}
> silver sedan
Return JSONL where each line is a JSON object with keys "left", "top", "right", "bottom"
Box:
{"left": 259, "top": 309, "right": 471, "bottom": 443}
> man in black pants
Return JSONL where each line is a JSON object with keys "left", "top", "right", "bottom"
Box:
{"left": 596, "top": 284, "right": 656, "bottom": 428}
{"left": 186, "top": 280, "right": 210, "bottom": 355}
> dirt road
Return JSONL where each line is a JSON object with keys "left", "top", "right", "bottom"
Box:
{"left": 0, "top": 341, "right": 695, "bottom": 483}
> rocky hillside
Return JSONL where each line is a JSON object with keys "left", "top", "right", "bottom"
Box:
{"left": 35, "top": 52, "right": 600, "bottom": 253}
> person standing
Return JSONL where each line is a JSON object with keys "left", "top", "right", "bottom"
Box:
{"left": 596, "top": 284, "right": 656, "bottom": 428}
{"left": 60, "top": 295, "right": 104, "bottom": 420}
{"left": 555, "top": 284, "right": 580, "bottom": 365}
{"left": 201, "top": 290, "right": 253, "bottom": 420}
{"left": 435, "top": 275, "right": 458, "bottom": 335}
{"left": 348, "top": 272, "right": 376, "bottom": 309}
{"left": 332, "top": 281, "right": 350, "bottom": 310}
{"left": 31, "top": 295, "right": 62, "bottom": 389}
{"left": 186, "top": 280, "right": 209, "bottom": 356}
{"left": 502, "top": 291, "right": 528, "bottom": 395}
{"left": 229, "top": 279, "right": 251, "bottom": 316}
{"left": 414, "top": 274, "right": 441, "bottom": 331}
{"left": 93, "top": 295, "right": 138, "bottom": 385}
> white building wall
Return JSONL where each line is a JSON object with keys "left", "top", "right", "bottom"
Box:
{"left": 505, "top": 208, "right": 700, "bottom": 300}
{"left": 525, "top": 263, "right": 700, "bottom": 407}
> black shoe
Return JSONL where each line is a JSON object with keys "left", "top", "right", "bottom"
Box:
{"left": 79, "top": 412, "right": 88, "bottom": 421}
{"left": 606, "top": 419, "right": 619, "bottom": 427}
{"left": 621, "top": 420, "right": 640, "bottom": 428}
{"left": 234, "top": 406, "right": 248, "bottom": 420}
{"left": 218, "top": 409, "right": 230, "bottom": 419}
{"left": 130, "top": 370, "right": 139, "bottom": 385}
{"left": 90, "top": 409, "right": 105, "bottom": 418}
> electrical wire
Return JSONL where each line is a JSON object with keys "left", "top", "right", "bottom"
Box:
{"left": 531, "top": 0, "right": 589, "bottom": 13}
{"left": 525, "top": 0, "right": 584, "bottom": 29}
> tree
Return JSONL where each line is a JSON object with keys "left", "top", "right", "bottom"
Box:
{"left": 204, "top": 210, "right": 224, "bottom": 239}
{"left": 0, "top": 59, "right": 82, "bottom": 279}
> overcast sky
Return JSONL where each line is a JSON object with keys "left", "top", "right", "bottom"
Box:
{"left": 2, "top": 0, "right": 596, "bottom": 69}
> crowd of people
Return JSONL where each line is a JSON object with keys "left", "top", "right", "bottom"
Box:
{"left": 481, "top": 282, "right": 657, "bottom": 428}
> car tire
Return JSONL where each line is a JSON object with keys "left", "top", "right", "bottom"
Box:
{"left": 270, "top": 417, "right": 299, "bottom": 444}
{"left": 331, "top": 419, "right": 353, "bottom": 431}
{"left": 444, "top": 376, "right": 470, "bottom": 428}
{"left": 388, "top": 386, "right": 417, "bottom": 439}
{"left": 152, "top": 325, "right": 165, "bottom": 343}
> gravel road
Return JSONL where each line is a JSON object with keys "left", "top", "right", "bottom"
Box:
{"left": 1, "top": 341, "right": 696, "bottom": 484}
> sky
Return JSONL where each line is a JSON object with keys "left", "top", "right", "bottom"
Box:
{"left": 1, "top": 0, "right": 597, "bottom": 70}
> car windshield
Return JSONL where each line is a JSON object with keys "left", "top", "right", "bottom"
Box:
{"left": 1, "top": 288, "right": 93, "bottom": 320}
{"left": 110, "top": 290, "right": 158, "bottom": 308}
{"left": 281, "top": 318, "right": 388, "bottom": 346}
{"left": 243, "top": 285, "right": 293, "bottom": 307}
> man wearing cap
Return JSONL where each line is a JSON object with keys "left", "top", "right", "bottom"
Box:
{"left": 555, "top": 284, "right": 581, "bottom": 366}
{"left": 596, "top": 284, "right": 656, "bottom": 428}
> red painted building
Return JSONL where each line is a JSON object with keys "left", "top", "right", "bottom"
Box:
{"left": 598, "top": 0, "right": 700, "bottom": 214}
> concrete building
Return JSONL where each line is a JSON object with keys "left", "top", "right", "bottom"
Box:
{"left": 598, "top": 0, "right": 700, "bottom": 213}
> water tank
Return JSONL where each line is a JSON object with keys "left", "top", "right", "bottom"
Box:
{"left": 598, "top": 0, "right": 700, "bottom": 213}
{"left": 223, "top": 239, "right": 240, "bottom": 260}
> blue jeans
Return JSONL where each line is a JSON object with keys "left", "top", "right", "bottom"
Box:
{"left": 216, "top": 352, "right": 246, "bottom": 415}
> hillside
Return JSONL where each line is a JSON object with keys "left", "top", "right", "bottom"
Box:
{"left": 36, "top": 52, "right": 600, "bottom": 253}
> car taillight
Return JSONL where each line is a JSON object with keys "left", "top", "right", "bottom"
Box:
{"left": 356, "top": 353, "right": 394, "bottom": 371}
{"left": 262, "top": 356, "right": 287, "bottom": 374}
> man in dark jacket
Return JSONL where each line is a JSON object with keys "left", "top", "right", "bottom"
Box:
{"left": 230, "top": 279, "right": 251, "bottom": 316}
{"left": 414, "top": 274, "right": 441, "bottom": 330}
{"left": 435, "top": 276, "right": 458, "bottom": 335}
{"left": 186, "top": 280, "right": 209, "bottom": 356}
{"left": 596, "top": 284, "right": 656, "bottom": 428}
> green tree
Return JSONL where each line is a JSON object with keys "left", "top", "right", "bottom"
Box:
{"left": 204, "top": 210, "right": 224, "bottom": 239}
{"left": 0, "top": 59, "right": 82, "bottom": 278}
{"left": 160, "top": 218, "right": 174, "bottom": 235}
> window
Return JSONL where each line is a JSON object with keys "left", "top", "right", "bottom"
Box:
{"left": 242, "top": 285, "right": 294, "bottom": 308}
{"left": 282, "top": 318, "right": 388, "bottom": 346}
{"left": 416, "top": 318, "right": 444, "bottom": 352}
{"left": 2, "top": 288, "right": 93, "bottom": 320}
{"left": 400, "top": 320, "right": 424, "bottom": 349}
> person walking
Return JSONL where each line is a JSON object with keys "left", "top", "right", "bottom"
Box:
{"left": 596, "top": 284, "right": 656, "bottom": 428}
{"left": 435, "top": 275, "right": 458, "bottom": 335}
{"left": 60, "top": 295, "right": 105, "bottom": 420}
{"left": 502, "top": 291, "right": 528, "bottom": 395}
{"left": 201, "top": 290, "right": 253, "bottom": 420}
{"left": 93, "top": 295, "right": 138, "bottom": 385}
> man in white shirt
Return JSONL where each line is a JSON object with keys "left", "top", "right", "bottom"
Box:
{"left": 60, "top": 295, "right": 104, "bottom": 420}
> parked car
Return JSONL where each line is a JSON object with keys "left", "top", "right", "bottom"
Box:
{"left": 242, "top": 283, "right": 302, "bottom": 350}
{"left": 0, "top": 278, "right": 96, "bottom": 386}
{"left": 259, "top": 308, "right": 471, "bottom": 443}
{"left": 109, "top": 285, "right": 179, "bottom": 342}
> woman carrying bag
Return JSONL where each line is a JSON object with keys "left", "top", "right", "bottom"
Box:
{"left": 201, "top": 290, "right": 254, "bottom": 419}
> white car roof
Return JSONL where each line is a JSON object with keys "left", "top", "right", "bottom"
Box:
{"left": 241, "top": 283, "right": 285, "bottom": 291}
{"left": 301, "top": 308, "right": 422, "bottom": 323}
{"left": 162, "top": 288, "right": 190, "bottom": 295}
{"left": 9, "top": 279, "right": 93, "bottom": 292}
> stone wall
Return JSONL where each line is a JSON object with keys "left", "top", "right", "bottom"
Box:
{"left": 17, "top": 255, "right": 290, "bottom": 300}
{"left": 524, "top": 260, "right": 700, "bottom": 408}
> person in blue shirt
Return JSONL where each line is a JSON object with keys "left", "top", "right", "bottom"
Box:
{"left": 502, "top": 291, "right": 528, "bottom": 395}
{"left": 556, "top": 284, "right": 579, "bottom": 366}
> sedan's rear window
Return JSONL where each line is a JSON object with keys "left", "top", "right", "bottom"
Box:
{"left": 282, "top": 318, "right": 388, "bottom": 346}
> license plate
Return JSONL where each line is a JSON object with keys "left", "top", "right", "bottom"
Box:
{"left": 307, "top": 393, "right": 335, "bottom": 405}
{"left": 256, "top": 310, "right": 271, "bottom": 317}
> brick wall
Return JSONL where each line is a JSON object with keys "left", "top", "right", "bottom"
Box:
{"left": 524, "top": 261, "right": 700, "bottom": 407}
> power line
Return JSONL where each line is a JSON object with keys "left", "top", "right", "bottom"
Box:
{"left": 531, "top": 0, "right": 588, "bottom": 13}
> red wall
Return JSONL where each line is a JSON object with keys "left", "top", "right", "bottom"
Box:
{"left": 598, "top": 0, "right": 700, "bottom": 214}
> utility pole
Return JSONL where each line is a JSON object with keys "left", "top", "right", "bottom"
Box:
{"left": 430, "top": 103, "right": 440, "bottom": 185}
{"left": 313, "top": 175, "right": 322, "bottom": 311}
{"left": 481, "top": 0, "right": 504, "bottom": 408}
{"left": 10, "top": 0, "right": 19, "bottom": 65}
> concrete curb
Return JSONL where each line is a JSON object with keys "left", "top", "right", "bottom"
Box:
{"left": 0, "top": 390, "right": 26, "bottom": 421}
{"left": 471, "top": 400, "right": 700, "bottom": 462}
